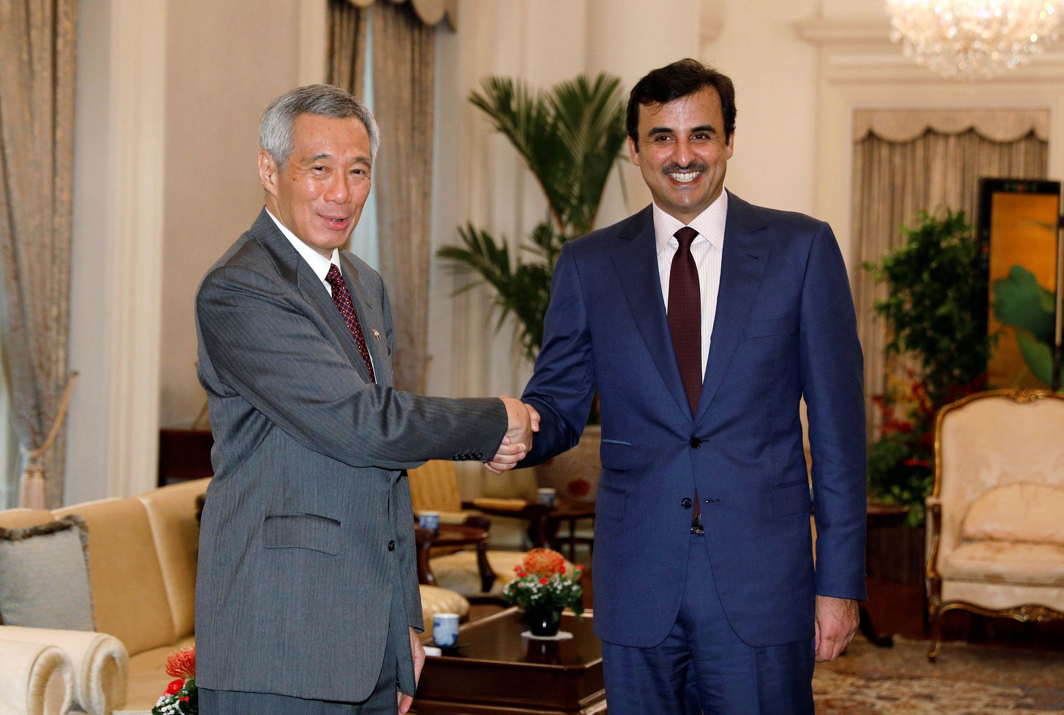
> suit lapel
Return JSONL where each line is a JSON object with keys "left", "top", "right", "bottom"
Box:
{"left": 251, "top": 210, "right": 376, "bottom": 384}
{"left": 695, "top": 193, "right": 770, "bottom": 421}
{"left": 340, "top": 253, "right": 393, "bottom": 387}
{"left": 610, "top": 207, "right": 691, "bottom": 417}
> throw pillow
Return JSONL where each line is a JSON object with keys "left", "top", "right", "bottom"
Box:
{"left": 0, "top": 515, "right": 95, "bottom": 630}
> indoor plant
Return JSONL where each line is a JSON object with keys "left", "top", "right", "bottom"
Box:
{"left": 152, "top": 646, "right": 197, "bottom": 714}
{"left": 437, "top": 73, "right": 628, "bottom": 502}
{"left": 503, "top": 548, "right": 584, "bottom": 637}
{"left": 863, "top": 209, "right": 994, "bottom": 525}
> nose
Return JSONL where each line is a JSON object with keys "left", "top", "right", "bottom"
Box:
{"left": 324, "top": 172, "right": 350, "bottom": 203}
{"left": 673, "top": 138, "right": 693, "bottom": 167}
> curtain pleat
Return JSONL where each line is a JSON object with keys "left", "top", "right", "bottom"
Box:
{"left": 327, "top": 0, "right": 367, "bottom": 98}
{"left": 0, "top": 0, "right": 78, "bottom": 507}
{"left": 852, "top": 125, "right": 1049, "bottom": 438}
{"left": 371, "top": 2, "right": 435, "bottom": 392}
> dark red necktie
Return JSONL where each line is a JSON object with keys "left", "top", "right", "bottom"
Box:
{"left": 325, "top": 264, "right": 376, "bottom": 382}
{"left": 668, "top": 227, "right": 702, "bottom": 413}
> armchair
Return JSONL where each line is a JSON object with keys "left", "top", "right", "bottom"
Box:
{"left": 926, "top": 389, "right": 1064, "bottom": 660}
{"left": 408, "top": 461, "right": 560, "bottom": 599}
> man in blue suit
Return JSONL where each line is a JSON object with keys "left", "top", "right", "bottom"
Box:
{"left": 509, "top": 59, "right": 866, "bottom": 713}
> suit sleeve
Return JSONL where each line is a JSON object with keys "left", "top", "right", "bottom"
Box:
{"left": 800, "top": 223, "right": 867, "bottom": 601}
{"left": 196, "top": 264, "right": 507, "bottom": 470}
{"left": 519, "top": 243, "right": 597, "bottom": 466}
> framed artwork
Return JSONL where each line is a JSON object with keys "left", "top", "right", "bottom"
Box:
{"left": 978, "top": 178, "right": 1061, "bottom": 390}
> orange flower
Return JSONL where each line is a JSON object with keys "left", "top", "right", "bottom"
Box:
{"left": 522, "top": 548, "right": 565, "bottom": 576}
{"left": 165, "top": 647, "right": 196, "bottom": 679}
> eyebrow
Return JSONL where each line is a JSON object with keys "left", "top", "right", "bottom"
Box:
{"left": 647, "top": 124, "right": 717, "bottom": 137}
{"left": 305, "top": 152, "right": 371, "bottom": 165}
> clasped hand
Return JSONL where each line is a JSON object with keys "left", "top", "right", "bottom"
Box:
{"left": 485, "top": 396, "right": 540, "bottom": 473}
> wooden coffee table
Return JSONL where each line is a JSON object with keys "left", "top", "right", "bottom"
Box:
{"left": 413, "top": 607, "right": 606, "bottom": 714}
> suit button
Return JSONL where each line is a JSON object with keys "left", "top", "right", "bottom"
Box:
{"left": 680, "top": 497, "right": 692, "bottom": 509}
{"left": 689, "top": 437, "right": 702, "bottom": 448}
{"left": 387, "top": 540, "right": 396, "bottom": 551}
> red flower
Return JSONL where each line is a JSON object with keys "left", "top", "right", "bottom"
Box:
{"left": 165, "top": 678, "right": 185, "bottom": 695}
{"left": 903, "top": 458, "right": 930, "bottom": 468}
{"left": 165, "top": 647, "right": 196, "bottom": 679}
{"left": 539, "top": 577, "right": 549, "bottom": 585}
{"left": 522, "top": 548, "right": 566, "bottom": 576}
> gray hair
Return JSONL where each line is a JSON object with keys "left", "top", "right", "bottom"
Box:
{"left": 259, "top": 84, "right": 380, "bottom": 168}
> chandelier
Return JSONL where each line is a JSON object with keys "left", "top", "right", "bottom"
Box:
{"left": 886, "top": 0, "right": 1063, "bottom": 78}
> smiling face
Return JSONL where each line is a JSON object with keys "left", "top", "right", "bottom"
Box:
{"left": 627, "top": 86, "right": 733, "bottom": 224}
{"left": 258, "top": 113, "right": 372, "bottom": 258}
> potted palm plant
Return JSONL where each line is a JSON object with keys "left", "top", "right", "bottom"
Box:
{"left": 438, "top": 72, "right": 628, "bottom": 502}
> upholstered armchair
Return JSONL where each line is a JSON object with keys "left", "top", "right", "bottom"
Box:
{"left": 926, "top": 389, "right": 1064, "bottom": 660}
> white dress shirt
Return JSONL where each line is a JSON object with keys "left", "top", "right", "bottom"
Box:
{"left": 266, "top": 208, "right": 342, "bottom": 295}
{"left": 653, "top": 190, "right": 727, "bottom": 373}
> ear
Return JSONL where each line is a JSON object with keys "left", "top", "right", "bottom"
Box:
{"left": 724, "top": 131, "right": 735, "bottom": 160}
{"left": 258, "top": 150, "right": 279, "bottom": 196}
{"left": 626, "top": 136, "right": 641, "bottom": 167}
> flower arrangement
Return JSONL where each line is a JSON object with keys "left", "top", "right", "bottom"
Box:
{"left": 502, "top": 548, "right": 584, "bottom": 615}
{"left": 152, "top": 646, "right": 197, "bottom": 714}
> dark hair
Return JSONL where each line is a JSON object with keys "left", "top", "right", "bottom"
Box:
{"left": 626, "top": 59, "right": 736, "bottom": 147}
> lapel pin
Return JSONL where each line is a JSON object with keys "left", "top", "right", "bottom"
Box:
{"left": 372, "top": 329, "right": 382, "bottom": 340}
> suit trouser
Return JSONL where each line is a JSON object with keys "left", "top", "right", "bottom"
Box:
{"left": 200, "top": 596, "right": 402, "bottom": 715}
{"left": 601, "top": 534, "right": 815, "bottom": 715}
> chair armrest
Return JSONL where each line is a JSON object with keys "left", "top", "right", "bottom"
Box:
{"left": 0, "top": 636, "right": 74, "bottom": 715}
{"left": 0, "top": 625, "right": 128, "bottom": 715}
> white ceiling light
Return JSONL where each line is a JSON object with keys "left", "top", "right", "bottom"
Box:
{"left": 886, "top": 0, "right": 1063, "bottom": 78}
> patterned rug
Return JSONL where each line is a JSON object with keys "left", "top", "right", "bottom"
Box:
{"left": 814, "top": 636, "right": 1064, "bottom": 713}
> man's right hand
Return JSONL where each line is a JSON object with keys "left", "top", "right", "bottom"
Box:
{"left": 485, "top": 397, "right": 540, "bottom": 473}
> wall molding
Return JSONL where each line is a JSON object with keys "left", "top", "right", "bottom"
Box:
{"left": 794, "top": 16, "right": 1064, "bottom": 269}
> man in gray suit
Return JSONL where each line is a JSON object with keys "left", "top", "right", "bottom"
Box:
{"left": 195, "top": 84, "right": 535, "bottom": 714}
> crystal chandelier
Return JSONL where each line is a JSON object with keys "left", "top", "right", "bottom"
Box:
{"left": 886, "top": 0, "right": 1063, "bottom": 78}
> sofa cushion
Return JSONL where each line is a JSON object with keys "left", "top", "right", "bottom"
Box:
{"left": 961, "top": 483, "right": 1064, "bottom": 545}
{"left": 137, "top": 479, "right": 209, "bottom": 640}
{"left": 54, "top": 498, "right": 176, "bottom": 657}
{"left": 0, "top": 516, "right": 94, "bottom": 630}
{"left": 943, "top": 541, "right": 1064, "bottom": 586}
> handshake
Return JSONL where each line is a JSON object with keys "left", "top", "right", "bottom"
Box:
{"left": 485, "top": 396, "right": 540, "bottom": 473}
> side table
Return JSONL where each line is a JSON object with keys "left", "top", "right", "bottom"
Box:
{"left": 416, "top": 524, "right": 494, "bottom": 594}
{"left": 546, "top": 501, "right": 596, "bottom": 561}
{"left": 860, "top": 502, "right": 910, "bottom": 647}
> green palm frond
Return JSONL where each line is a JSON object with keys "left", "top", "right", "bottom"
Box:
{"left": 440, "top": 72, "right": 627, "bottom": 362}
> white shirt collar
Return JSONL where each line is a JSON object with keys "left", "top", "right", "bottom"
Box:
{"left": 265, "top": 208, "right": 341, "bottom": 283}
{"left": 652, "top": 190, "right": 728, "bottom": 255}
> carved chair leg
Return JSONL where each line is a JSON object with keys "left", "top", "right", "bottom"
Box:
{"left": 927, "top": 609, "right": 942, "bottom": 662}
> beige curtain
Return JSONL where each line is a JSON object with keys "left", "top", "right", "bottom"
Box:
{"left": 0, "top": 0, "right": 79, "bottom": 508}
{"left": 852, "top": 110, "right": 1049, "bottom": 437}
{"left": 327, "top": 0, "right": 368, "bottom": 99}
{"left": 371, "top": 2, "right": 437, "bottom": 392}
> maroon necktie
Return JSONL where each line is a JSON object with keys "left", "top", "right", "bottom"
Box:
{"left": 668, "top": 227, "right": 702, "bottom": 413}
{"left": 325, "top": 264, "right": 376, "bottom": 382}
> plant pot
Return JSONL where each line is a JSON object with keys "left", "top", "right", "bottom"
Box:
{"left": 524, "top": 605, "right": 563, "bottom": 637}
{"left": 535, "top": 425, "right": 601, "bottom": 503}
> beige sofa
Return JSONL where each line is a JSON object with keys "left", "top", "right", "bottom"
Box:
{"left": 0, "top": 478, "right": 468, "bottom": 713}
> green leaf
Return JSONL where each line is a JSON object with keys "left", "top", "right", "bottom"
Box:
{"left": 1015, "top": 330, "right": 1054, "bottom": 387}
{"left": 992, "top": 265, "right": 1055, "bottom": 342}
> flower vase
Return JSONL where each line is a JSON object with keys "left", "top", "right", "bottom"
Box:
{"left": 525, "top": 605, "right": 562, "bottom": 637}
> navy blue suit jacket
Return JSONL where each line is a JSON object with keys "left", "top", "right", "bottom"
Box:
{"left": 520, "top": 193, "right": 866, "bottom": 648}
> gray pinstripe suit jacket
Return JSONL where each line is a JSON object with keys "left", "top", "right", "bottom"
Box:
{"left": 194, "top": 209, "right": 505, "bottom": 702}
